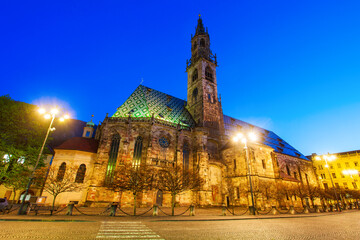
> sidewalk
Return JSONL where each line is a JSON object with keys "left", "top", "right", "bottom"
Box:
{"left": 1, "top": 206, "right": 355, "bottom": 223}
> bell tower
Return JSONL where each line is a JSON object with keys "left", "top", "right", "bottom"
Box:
{"left": 186, "top": 16, "right": 223, "bottom": 137}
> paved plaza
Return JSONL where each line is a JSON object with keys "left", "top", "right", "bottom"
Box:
{"left": 0, "top": 210, "right": 359, "bottom": 239}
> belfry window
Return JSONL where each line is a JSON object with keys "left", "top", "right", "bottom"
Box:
{"left": 200, "top": 38, "right": 205, "bottom": 47}
{"left": 75, "top": 164, "right": 86, "bottom": 183}
{"left": 133, "top": 136, "right": 143, "bottom": 167}
{"left": 57, "top": 162, "right": 66, "bottom": 182}
{"left": 105, "top": 133, "right": 120, "bottom": 184}
{"left": 192, "top": 69, "right": 198, "bottom": 82}
{"left": 286, "top": 165, "right": 290, "bottom": 176}
{"left": 205, "top": 66, "right": 213, "bottom": 82}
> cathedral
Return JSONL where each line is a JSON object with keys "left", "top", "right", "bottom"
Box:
{"left": 45, "top": 17, "right": 318, "bottom": 208}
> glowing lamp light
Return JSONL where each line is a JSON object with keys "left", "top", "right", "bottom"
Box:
{"left": 44, "top": 114, "right": 51, "bottom": 119}
{"left": 248, "top": 132, "right": 257, "bottom": 141}
{"left": 315, "top": 156, "right": 321, "bottom": 161}
{"left": 64, "top": 114, "right": 70, "bottom": 119}
{"left": 50, "top": 108, "right": 59, "bottom": 115}
{"left": 325, "top": 164, "right": 329, "bottom": 168}
{"left": 59, "top": 117, "right": 64, "bottom": 122}
{"left": 38, "top": 108, "right": 46, "bottom": 114}
{"left": 233, "top": 136, "right": 239, "bottom": 142}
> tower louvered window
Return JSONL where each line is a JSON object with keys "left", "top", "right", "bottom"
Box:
{"left": 75, "top": 164, "right": 86, "bottom": 183}
{"left": 133, "top": 136, "right": 143, "bottom": 167}
{"left": 192, "top": 69, "right": 198, "bottom": 82}
{"left": 183, "top": 142, "right": 190, "bottom": 171}
{"left": 205, "top": 66, "right": 213, "bottom": 81}
{"left": 105, "top": 133, "right": 120, "bottom": 184}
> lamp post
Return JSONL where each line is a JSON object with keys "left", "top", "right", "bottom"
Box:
{"left": 18, "top": 108, "right": 69, "bottom": 215}
{"left": 315, "top": 154, "right": 341, "bottom": 212}
{"left": 233, "top": 132, "right": 257, "bottom": 215}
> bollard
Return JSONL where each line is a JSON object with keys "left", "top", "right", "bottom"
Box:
{"left": 314, "top": 205, "right": 321, "bottom": 213}
{"left": 189, "top": 205, "right": 195, "bottom": 216}
{"left": 289, "top": 206, "right": 295, "bottom": 215}
{"left": 303, "top": 206, "right": 310, "bottom": 214}
{"left": 271, "top": 206, "right": 279, "bottom": 215}
{"left": 66, "top": 202, "right": 74, "bottom": 216}
{"left": 153, "top": 205, "right": 158, "bottom": 216}
{"left": 110, "top": 202, "right": 118, "bottom": 216}
{"left": 222, "top": 204, "right": 226, "bottom": 216}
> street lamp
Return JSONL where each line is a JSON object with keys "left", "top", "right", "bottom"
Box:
{"left": 233, "top": 132, "right": 257, "bottom": 215}
{"left": 314, "top": 154, "right": 341, "bottom": 212}
{"left": 18, "top": 108, "right": 69, "bottom": 215}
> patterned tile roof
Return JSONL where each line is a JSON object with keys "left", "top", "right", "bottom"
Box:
{"left": 112, "top": 85, "right": 196, "bottom": 128}
{"left": 223, "top": 115, "right": 309, "bottom": 161}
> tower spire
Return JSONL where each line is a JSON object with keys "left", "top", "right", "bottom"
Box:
{"left": 195, "top": 14, "right": 206, "bottom": 36}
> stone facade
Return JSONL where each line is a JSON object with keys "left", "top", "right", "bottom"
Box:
{"left": 45, "top": 17, "right": 319, "bottom": 208}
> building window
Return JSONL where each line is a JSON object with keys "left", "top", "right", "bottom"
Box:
{"left": 352, "top": 182, "right": 358, "bottom": 189}
{"left": 183, "top": 142, "right": 190, "bottom": 171}
{"left": 192, "top": 69, "right": 198, "bottom": 82}
{"left": 57, "top": 162, "right": 66, "bottom": 182}
{"left": 341, "top": 173, "right": 345, "bottom": 178}
{"left": 343, "top": 182, "right": 348, "bottom": 189}
{"left": 337, "top": 163, "right": 341, "bottom": 168}
{"left": 205, "top": 66, "right": 213, "bottom": 81}
{"left": 105, "top": 133, "right": 121, "bottom": 184}
{"left": 75, "top": 164, "right": 86, "bottom": 183}
{"left": 323, "top": 183, "right": 329, "bottom": 189}
{"left": 294, "top": 172, "right": 297, "bottom": 179}
{"left": 262, "top": 159, "right": 266, "bottom": 169}
{"left": 133, "top": 136, "right": 143, "bottom": 167}
{"left": 330, "top": 165, "right": 334, "bottom": 169}
{"left": 200, "top": 38, "right": 205, "bottom": 47}
{"left": 233, "top": 159, "right": 237, "bottom": 170}
{"left": 319, "top": 165, "right": 323, "bottom": 170}
{"left": 345, "top": 162, "right": 350, "bottom": 167}
{"left": 236, "top": 186, "right": 240, "bottom": 199}
{"left": 354, "top": 162, "right": 358, "bottom": 167}
{"left": 159, "top": 137, "right": 170, "bottom": 148}
{"left": 192, "top": 88, "right": 198, "bottom": 102}
{"left": 332, "top": 173, "right": 337, "bottom": 179}
{"left": 321, "top": 173, "right": 326, "bottom": 179}
{"left": 335, "top": 183, "right": 340, "bottom": 188}
{"left": 286, "top": 165, "right": 290, "bottom": 176}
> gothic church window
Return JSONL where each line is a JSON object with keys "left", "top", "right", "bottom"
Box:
{"left": 75, "top": 164, "right": 86, "bottom": 183}
{"left": 183, "top": 142, "right": 190, "bottom": 171}
{"left": 192, "top": 69, "right": 198, "bottom": 82}
{"left": 57, "top": 162, "right": 66, "bottom": 182}
{"left": 205, "top": 66, "right": 213, "bottom": 82}
{"left": 200, "top": 38, "right": 205, "bottom": 47}
{"left": 133, "top": 136, "right": 143, "bottom": 167}
{"left": 286, "top": 165, "right": 290, "bottom": 176}
{"left": 105, "top": 133, "right": 120, "bottom": 184}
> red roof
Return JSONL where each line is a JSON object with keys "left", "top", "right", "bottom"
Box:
{"left": 55, "top": 137, "right": 98, "bottom": 153}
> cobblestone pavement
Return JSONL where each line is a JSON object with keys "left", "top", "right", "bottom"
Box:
{"left": 0, "top": 210, "right": 359, "bottom": 239}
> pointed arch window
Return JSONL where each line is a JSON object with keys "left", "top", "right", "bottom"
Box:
{"left": 183, "top": 141, "right": 190, "bottom": 171}
{"left": 75, "top": 164, "right": 86, "bottom": 183}
{"left": 57, "top": 162, "right": 66, "bottom": 182}
{"left": 192, "top": 88, "right": 198, "bottom": 102}
{"left": 286, "top": 165, "right": 291, "bottom": 176}
{"left": 200, "top": 38, "right": 205, "bottom": 47}
{"left": 133, "top": 136, "right": 143, "bottom": 167}
{"left": 192, "top": 69, "right": 198, "bottom": 82}
{"left": 105, "top": 133, "right": 120, "bottom": 184}
{"left": 205, "top": 66, "right": 213, "bottom": 82}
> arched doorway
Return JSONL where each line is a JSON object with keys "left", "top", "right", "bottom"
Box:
{"left": 156, "top": 190, "right": 163, "bottom": 206}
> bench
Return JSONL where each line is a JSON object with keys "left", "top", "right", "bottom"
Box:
{"left": 29, "top": 204, "right": 59, "bottom": 215}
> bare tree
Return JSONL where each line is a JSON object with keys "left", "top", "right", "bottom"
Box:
{"left": 157, "top": 165, "right": 203, "bottom": 216}
{"left": 108, "top": 163, "right": 155, "bottom": 215}
{"left": 34, "top": 166, "right": 81, "bottom": 210}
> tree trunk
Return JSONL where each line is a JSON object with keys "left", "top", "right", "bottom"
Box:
{"left": 171, "top": 193, "right": 176, "bottom": 216}
{"left": 12, "top": 188, "right": 17, "bottom": 204}
{"left": 133, "top": 193, "right": 137, "bottom": 216}
{"left": 51, "top": 194, "right": 58, "bottom": 215}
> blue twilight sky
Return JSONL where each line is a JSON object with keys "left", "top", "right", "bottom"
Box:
{"left": 1, "top": 0, "right": 360, "bottom": 155}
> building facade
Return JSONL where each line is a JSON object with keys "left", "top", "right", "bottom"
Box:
{"left": 311, "top": 151, "right": 360, "bottom": 191}
{"left": 44, "top": 17, "right": 318, "bottom": 208}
